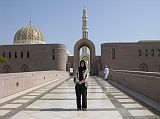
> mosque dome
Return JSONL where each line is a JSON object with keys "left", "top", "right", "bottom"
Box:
{"left": 13, "top": 21, "right": 45, "bottom": 44}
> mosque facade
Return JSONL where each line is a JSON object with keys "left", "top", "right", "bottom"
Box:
{"left": 0, "top": 8, "right": 160, "bottom": 74}
{"left": 0, "top": 22, "right": 67, "bottom": 73}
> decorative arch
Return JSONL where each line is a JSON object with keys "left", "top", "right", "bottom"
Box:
{"left": 21, "top": 64, "right": 29, "bottom": 72}
{"left": 140, "top": 63, "right": 148, "bottom": 72}
{"left": 2, "top": 64, "right": 11, "bottom": 73}
{"left": 74, "top": 38, "right": 96, "bottom": 75}
{"left": 82, "top": 55, "right": 89, "bottom": 61}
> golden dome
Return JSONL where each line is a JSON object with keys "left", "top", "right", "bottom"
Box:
{"left": 13, "top": 22, "right": 45, "bottom": 44}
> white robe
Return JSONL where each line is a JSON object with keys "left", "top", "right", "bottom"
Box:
{"left": 104, "top": 68, "right": 109, "bottom": 79}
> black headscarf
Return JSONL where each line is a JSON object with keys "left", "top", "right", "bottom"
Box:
{"left": 78, "top": 60, "right": 86, "bottom": 81}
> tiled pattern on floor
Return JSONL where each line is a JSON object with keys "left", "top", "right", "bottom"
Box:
{"left": 94, "top": 77, "right": 160, "bottom": 119}
{"left": 0, "top": 77, "right": 159, "bottom": 119}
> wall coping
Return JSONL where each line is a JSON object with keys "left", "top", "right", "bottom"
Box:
{"left": 109, "top": 69, "right": 160, "bottom": 78}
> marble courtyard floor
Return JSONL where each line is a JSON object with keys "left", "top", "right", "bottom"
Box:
{"left": 0, "top": 77, "right": 159, "bottom": 119}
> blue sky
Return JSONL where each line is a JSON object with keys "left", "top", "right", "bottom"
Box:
{"left": 0, "top": 0, "right": 160, "bottom": 55}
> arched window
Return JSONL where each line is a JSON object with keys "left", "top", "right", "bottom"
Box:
{"left": 9, "top": 51, "right": 11, "bottom": 58}
{"left": 112, "top": 48, "right": 116, "bottom": 59}
{"left": 21, "top": 64, "right": 29, "bottom": 72}
{"left": 140, "top": 63, "right": 148, "bottom": 72}
{"left": 15, "top": 51, "right": 17, "bottom": 58}
{"left": 145, "top": 49, "right": 148, "bottom": 56}
{"left": 27, "top": 51, "right": 29, "bottom": 58}
{"left": 2, "top": 65, "right": 11, "bottom": 73}
{"left": 52, "top": 49, "right": 55, "bottom": 60}
{"left": 138, "top": 49, "right": 141, "bottom": 56}
{"left": 158, "top": 49, "right": 160, "bottom": 56}
{"left": 3, "top": 52, "right": 5, "bottom": 57}
{"left": 21, "top": 51, "right": 23, "bottom": 58}
{"left": 151, "top": 49, "right": 154, "bottom": 56}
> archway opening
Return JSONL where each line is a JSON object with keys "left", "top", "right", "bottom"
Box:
{"left": 140, "top": 63, "right": 148, "bottom": 72}
{"left": 74, "top": 38, "right": 96, "bottom": 76}
{"left": 79, "top": 46, "right": 90, "bottom": 74}
{"left": 21, "top": 64, "right": 29, "bottom": 72}
{"left": 2, "top": 65, "right": 11, "bottom": 73}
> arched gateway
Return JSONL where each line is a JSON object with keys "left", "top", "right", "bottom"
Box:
{"left": 74, "top": 38, "right": 96, "bottom": 75}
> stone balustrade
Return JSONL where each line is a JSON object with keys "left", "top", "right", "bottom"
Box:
{"left": 99, "top": 69, "right": 160, "bottom": 102}
{"left": 0, "top": 70, "right": 69, "bottom": 99}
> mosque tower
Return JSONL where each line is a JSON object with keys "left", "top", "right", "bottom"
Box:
{"left": 82, "top": 6, "right": 88, "bottom": 39}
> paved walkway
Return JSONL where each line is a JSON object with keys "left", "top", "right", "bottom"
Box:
{"left": 0, "top": 77, "right": 159, "bottom": 119}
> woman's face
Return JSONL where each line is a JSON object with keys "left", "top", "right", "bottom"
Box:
{"left": 81, "top": 61, "right": 84, "bottom": 67}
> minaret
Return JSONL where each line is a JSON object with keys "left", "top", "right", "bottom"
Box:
{"left": 82, "top": 7, "right": 89, "bottom": 54}
{"left": 82, "top": 6, "right": 88, "bottom": 38}
{"left": 29, "top": 20, "right": 32, "bottom": 25}
{"left": 81, "top": 6, "right": 90, "bottom": 70}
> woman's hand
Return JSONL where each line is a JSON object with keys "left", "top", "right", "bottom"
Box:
{"left": 78, "top": 81, "right": 82, "bottom": 84}
{"left": 76, "top": 80, "right": 85, "bottom": 84}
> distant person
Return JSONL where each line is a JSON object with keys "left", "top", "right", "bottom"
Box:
{"left": 104, "top": 66, "right": 109, "bottom": 80}
{"left": 75, "top": 60, "right": 88, "bottom": 111}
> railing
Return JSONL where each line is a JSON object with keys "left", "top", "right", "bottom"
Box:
{"left": 0, "top": 70, "right": 69, "bottom": 99}
{"left": 99, "top": 69, "right": 160, "bottom": 102}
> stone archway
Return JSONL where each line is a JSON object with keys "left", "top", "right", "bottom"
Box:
{"left": 2, "top": 64, "right": 11, "bottom": 73}
{"left": 74, "top": 38, "right": 96, "bottom": 75}
{"left": 21, "top": 64, "right": 29, "bottom": 72}
{"left": 140, "top": 63, "right": 148, "bottom": 72}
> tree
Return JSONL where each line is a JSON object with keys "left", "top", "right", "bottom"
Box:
{"left": 0, "top": 56, "right": 7, "bottom": 63}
